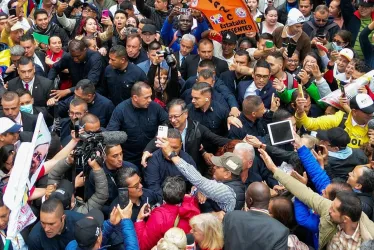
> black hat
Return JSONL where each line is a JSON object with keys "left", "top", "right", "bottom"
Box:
{"left": 316, "top": 127, "right": 351, "bottom": 149}
{"left": 82, "top": 2, "right": 99, "bottom": 15}
{"left": 49, "top": 179, "right": 74, "bottom": 210}
{"left": 358, "top": 0, "right": 374, "bottom": 7}
{"left": 74, "top": 209, "right": 105, "bottom": 248}
{"left": 141, "top": 24, "right": 157, "bottom": 35}
{"left": 222, "top": 31, "right": 237, "bottom": 44}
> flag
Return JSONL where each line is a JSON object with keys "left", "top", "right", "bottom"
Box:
{"left": 190, "top": 0, "right": 258, "bottom": 35}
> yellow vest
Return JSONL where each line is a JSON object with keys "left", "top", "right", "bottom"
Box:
{"left": 344, "top": 112, "right": 369, "bottom": 148}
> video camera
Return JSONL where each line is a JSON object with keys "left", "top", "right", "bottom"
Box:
{"left": 157, "top": 47, "right": 176, "bottom": 67}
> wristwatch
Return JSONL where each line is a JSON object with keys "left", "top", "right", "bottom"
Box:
{"left": 168, "top": 151, "right": 178, "bottom": 159}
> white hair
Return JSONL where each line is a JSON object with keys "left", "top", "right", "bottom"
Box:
{"left": 181, "top": 34, "right": 196, "bottom": 44}
{"left": 234, "top": 143, "right": 255, "bottom": 161}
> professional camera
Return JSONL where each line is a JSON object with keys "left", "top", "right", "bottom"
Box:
{"left": 157, "top": 47, "right": 176, "bottom": 67}
{"left": 73, "top": 132, "right": 105, "bottom": 170}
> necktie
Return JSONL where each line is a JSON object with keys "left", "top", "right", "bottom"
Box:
{"left": 180, "top": 56, "right": 185, "bottom": 66}
{"left": 25, "top": 83, "right": 29, "bottom": 90}
{"left": 255, "top": 89, "right": 260, "bottom": 96}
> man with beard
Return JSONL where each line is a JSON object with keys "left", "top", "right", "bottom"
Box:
{"left": 161, "top": 6, "right": 208, "bottom": 54}
{"left": 26, "top": 9, "right": 69, "bottom": 50}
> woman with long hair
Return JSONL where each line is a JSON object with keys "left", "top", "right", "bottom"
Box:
{"left": 0, "top": 144, "right": 15, "bottom": 178}
{"left": 189, "top": 213, "right": 224, "bottom": 250}
{"left": 75, "top": 16, "right": 113, "bottom": 56}
{"left": 260, "top": 7, "right": 283, "bottom": 34}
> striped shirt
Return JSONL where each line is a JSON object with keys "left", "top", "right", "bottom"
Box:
{"left": 175, "top": 159, "right": 237, "bottom": 212}
{"left": 327, "top": 224, "right": 362, "bottom": 250}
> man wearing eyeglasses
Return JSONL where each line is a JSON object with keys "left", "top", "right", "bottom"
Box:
{"left": 303, "top": 5, "right": 340, "bottom": 43}
{"left": 238, "top": 59, "right": 276, "bottom": 109}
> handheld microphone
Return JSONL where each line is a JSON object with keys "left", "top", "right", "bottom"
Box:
{"left": 367, "top": 119, "right": 374, "bottom": 161}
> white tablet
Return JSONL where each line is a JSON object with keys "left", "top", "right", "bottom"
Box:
{"left": 267, "top": 120, "right": 295, "bottom": 145}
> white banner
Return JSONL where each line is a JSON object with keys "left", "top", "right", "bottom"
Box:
{"left": 320, "top": 70, "right": 374, "bottom": 109}
{"left": 3, "top": 113, "right": 51, "bottom": 241}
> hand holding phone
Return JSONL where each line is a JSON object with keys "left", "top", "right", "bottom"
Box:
{"left": 144, "top": 197, "right": 150, "bottom": 213}
{"left": 102, "top": 9, "right": 109, "bottom": 18}
{"left": 118, "top": 188, "right": 129, "bottom": 209}
{"left": 9, "top": 8, "right": 17, "bottom": 17}
{"left": 340, "top": 84, "right": 346, "bottom": 97}
{"left": 157, "top": 126, "right": 168, "bottom": 138}
{"left": 74, "top": 120, "right": 80, "bottom": 139}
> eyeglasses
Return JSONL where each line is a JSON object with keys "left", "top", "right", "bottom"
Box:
{"left": 255, "top": 74, "right": 270, "bottom": 80}
{"left": 287, "top": 59, "right": 299, "bottom": 64}
{"left": 83, "top": 8, "right": 94, "bottom": 13}
{"left": 69, "top": 111, "right": 84, "bottom": 117}
{"left": 168, "top": 112, "right": 186, "bottom": 120}
{"left": 333, "top": 40, "right": 345, "bottom": 46}
{"left": 315, "top": 18, "right": 328, "bottom": 23}
{"left": 128, "top": 177, "right": 142, "bottom": 189}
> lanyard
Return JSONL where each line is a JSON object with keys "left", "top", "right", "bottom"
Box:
{"left": 0, "top": 230, "right": 20, "bottom": 249}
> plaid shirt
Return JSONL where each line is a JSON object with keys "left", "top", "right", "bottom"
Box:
{"left": 327, "top": 224, "right": 362, "bottom": 250}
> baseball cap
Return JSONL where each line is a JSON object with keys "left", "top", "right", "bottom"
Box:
{"left": 141, "top": 24, "right": 157, "bottom": 35}
{"left": 211, "top": 152, "right": 243, "bottom": 176}
{"left": 49, "top": 179, "right": 74, "bottom": 209}
{"left": 74, "top": 209, "right": 104, "bottom": 248}
{"left": 316, "top": 128, "right": 350, "bottom": 148}
{"left": 0, "top": 117, "right": 22, "bottom": 134}
{"left": 350, "top": 93, "right": 374, "bottom": 114}
{"left": 358, "top": 0, "right": 374, "bottom": 7}
{"left": 286, "top": 8, "right": 306, "bottom": 26}
{"left": 222, "top": 31, "right": 237, "bottom": 44}
{"left": 339, "top": 48, "right": 354, "bottom": 62}
{"left": 10, "top": 22, "right": 23, "bottom": 32}
{"left": 83, "top": 2, "right": 99, "bottom": 15}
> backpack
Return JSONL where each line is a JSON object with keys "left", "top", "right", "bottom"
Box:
{"left": 305, "top": 21, "right": 338, "bottom": 41}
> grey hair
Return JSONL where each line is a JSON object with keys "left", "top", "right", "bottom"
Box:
{"left": 181, "top": 34, "right": 196, "bottom": 44}
{"left": 167, "top": 128, "right": 182, "bottom": 140}
{"left": 10, "top": 45, "right": 25, "bottom": 56}
{"left": 234, "top": 143, "right": 255, "bottom": 161}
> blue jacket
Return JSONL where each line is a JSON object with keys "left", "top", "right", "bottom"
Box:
{"left": 58, "top": 92, "right": 115, "bottom": 127}
{"left": 145, "top": 149, "right": 197, "bottom": 202}
{"left": 160, "top": 18, "right": 208, "bottom": 53}
{"left": 65, "top": 219, "right": 139, "bottom": 250}
{"left": 106, "top": 99, "right": 168, "bottom": 164}
{"left": 294, "top": 145, "right": 331, "bottom": 249}
{"left": 237, "top": 80, "right": 276, "bottom": 109}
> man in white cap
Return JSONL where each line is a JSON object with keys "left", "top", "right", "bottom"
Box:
{"left": 0, "top": 117, "right": 22, "bottom": 148}
{"left": 0, "top": 19, "right": 24, "bottom": 47}
{"left": 273, "top": 8, "right": 311, "bottom": 61}
{"left": 326, "top": 48, "right": 354, "bottom": 81}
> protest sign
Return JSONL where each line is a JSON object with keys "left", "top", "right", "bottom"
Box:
{"left": 3, "top": 114, "right": 50, "bottom": 249}
{"left": 320, "top": 70, "right": 374, "bottom": 109}
{"left": 190, "top": 0, "right": 258, "bottom": 34}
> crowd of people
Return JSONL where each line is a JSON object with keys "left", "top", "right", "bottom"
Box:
{"left": 1, "top": 0, "right": 374, "bottom": 249}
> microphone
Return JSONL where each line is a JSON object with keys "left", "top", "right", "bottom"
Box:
{"left": 368, "top": 119, "right": 374, "bottom": 161}
{"left": 101, "top": 131, "right": 128, "bottom": 145}
{"left": 186, "top": 234, "right": 195, "bottom": 249}
{"left": 79, "top": 131, "right": 128, "bottom": 145}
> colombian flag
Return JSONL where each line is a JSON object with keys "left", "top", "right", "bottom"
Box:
{"left": 22, "top": 0, "right": 36, "bottom": 17}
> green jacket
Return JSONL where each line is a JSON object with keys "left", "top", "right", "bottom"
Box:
{"left": 273, "top": 169, "right": 374, "bottom": 249}
{"left": 277, "top": 81, "right": 326, "bottom": 109}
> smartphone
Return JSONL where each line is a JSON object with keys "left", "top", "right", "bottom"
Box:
{"left": 340, "top": 84, "right": 346, "bottom": 97}
{"left": 315, "top": 145, "right": 324, "bottom": 153}
{"left": 9, "top": 8, "right": 17, "bottom": 17}
{"left": 144, "top": 197, "right": 150, "bottom": 213}
{"left": 265, "top": 40, "right": 274, "bottom": 49}
{"left": 316, "top": 34, "right": 326, "bottom": 39}
{"left": 102, "top": 9, "right": 109, "bottom": 18}
{"left": 118, "top": 187, "right": 129, "bottom": 209}
{"left": 287, "top": 42, "right": 297, "bottom": 58}
{"left": 180, "top": 8, "right": 190, "bottom": 15}
{"left": 74, "top": 120, "right": 80, "bottom": 139}
{"left": 157, "top": 125, "right": 168, "bottom": 138}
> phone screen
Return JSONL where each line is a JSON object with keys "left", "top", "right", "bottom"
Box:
{"left": 340, "top": 84, "right": 346, "bottom": 97}
{"left": 74, "top": 121, "right": 80, "bottom": 139}
{"left": 102, "top": 10, "right": 109, "bottom": 18}
{"left": 9, "top": 8, "right": 17, "bottom": 17}
{"left": 118, "top": 188, "right": 129, "bottom": 209}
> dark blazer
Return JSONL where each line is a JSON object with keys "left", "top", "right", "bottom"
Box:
{"left": 8, "top": 75, "right": 54, "bottom": 107}
{"left": 180, "top": 55, "right": 229, "bottom": 80}
{"left": 223, "top": 210, "right": 289, "bottom": 250}
{"left": 35, "top": 50, "right": 49, "bottom": 74}
{"left": 21, "top": 111, "right": 38, "bottom": 132}
{"left": 237, "top": 80, "right": 276, "bottom": 109}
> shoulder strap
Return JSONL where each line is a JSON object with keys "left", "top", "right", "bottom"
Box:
{"left": 306, "top": 21, "right": 317, "bottom": 31}
{"left": 173, "top": 214, "right": 180, "bottom": 227}
{"left": 286, "top": 72, "right": 294, "bottom": 89}
{"left": 325, "top": 22, "right": 338, "bottom": 31}
{"left": 168, "top": 31, "right": 179, "bottom": 47}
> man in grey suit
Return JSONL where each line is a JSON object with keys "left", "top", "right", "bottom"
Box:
{"left": 223, "top": 182, "right": 289, "bottom": 250}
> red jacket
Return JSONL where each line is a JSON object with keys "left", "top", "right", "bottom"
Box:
{"left": 135, "top": 196, "right": 200, "bottom": 250}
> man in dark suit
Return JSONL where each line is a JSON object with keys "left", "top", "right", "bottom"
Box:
{"left": 173, "top": 34, "right": 195, "bottom": 68}
{"left": 8, "top": 56, "right": 54, "bottom": 108}
{"left": 1, "top": 91, "right": 37, "bottom": 132}
{"left": 180, "top": 38, "right": 229, "bottom": 80}
{"left": 223, "top": 182, "right": 289, "bottom": 250}
{"left": 237, "top": 59, "right": 276, "bottom": 109}
{"left": 20, "top": 33, "right": 49, "bottom": 75}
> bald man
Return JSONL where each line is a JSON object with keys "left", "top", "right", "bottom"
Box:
{"left": 223, "top": 182, "right": 289, "bottom": 250}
